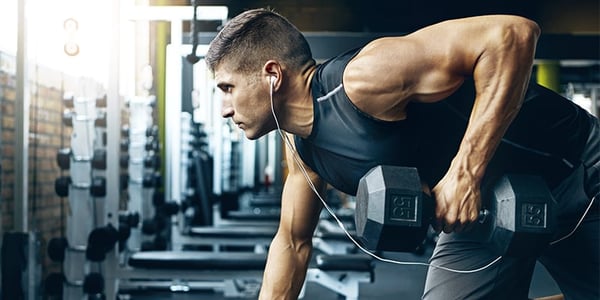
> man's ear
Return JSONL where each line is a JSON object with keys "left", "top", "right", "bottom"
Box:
{"left": 263, "top": 60, "right": 281, "bottom": 87}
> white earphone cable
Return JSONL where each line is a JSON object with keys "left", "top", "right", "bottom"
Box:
{"left": 550, "top": 194, "right": 596, "bottom": 245}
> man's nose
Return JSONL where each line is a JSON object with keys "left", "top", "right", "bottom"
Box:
{"left": 221, "top": 98, "right": 234, "bottom": 118}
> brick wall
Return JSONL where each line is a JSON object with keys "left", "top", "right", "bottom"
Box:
{"left": 0, "top": 52, "right": 86, "bottom": 277}
{"left": 30, "top": 81, "right": 72, "bottom": 275}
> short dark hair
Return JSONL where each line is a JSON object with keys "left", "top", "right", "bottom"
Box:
{"left": 206, "top": 8, "right": 315, "bottom": 75}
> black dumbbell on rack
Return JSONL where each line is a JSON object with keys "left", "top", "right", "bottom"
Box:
{"left": 56, "top": 148, "right": 71, "bottom": 170}
{"left": 43, "top": 272, "right": 66, "bottom": 299}
{"left": 83, "top": 272, "right": 105, "bottom": 299}
{"left": 55, "top": 176, "right": 71, "bottom": 198}
{"left": 86, "top": 224, "right": 119, "bottom": 262}
{"left": 47, "top": 237, "right": 69, "bottom": 263}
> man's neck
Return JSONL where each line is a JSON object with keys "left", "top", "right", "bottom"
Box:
{"left": 277, "top": 66, "right": 316, "bottom": 138}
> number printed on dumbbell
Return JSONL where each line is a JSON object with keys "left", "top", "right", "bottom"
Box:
{"left": 390, "top": 194, "right": 417, "bottom": 222}
{"left": 522, "top": 203, "right": 547, "bottom": 228}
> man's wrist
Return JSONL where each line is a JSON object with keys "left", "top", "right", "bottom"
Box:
{"left": 451, "top": 147, "right": 487, "bottom": 184}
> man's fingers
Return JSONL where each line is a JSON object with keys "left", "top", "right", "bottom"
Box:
{"left": 442, "top": 222, "right": 455, "bottom": 234}
{"left": 438, "top": 207, "right": 482, "bottom": 233}
{"left": 433, "top": 203, "right": 446, "bottom": 233}
{"left": 441, "top": 208, "right": 458, "bottom": 233}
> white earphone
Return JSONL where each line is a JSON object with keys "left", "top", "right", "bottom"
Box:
{"left": 270, "top": 76, "right": 276, "bottom": 87}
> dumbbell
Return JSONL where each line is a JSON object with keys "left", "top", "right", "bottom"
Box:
{"left": 90, "top": 177, "right": 106, "bottom": 197}
{"left": 101, "top": 131, "right": 107, "bottom": 147}
{"left": 94, "top": 109, "right": 107, "bottom": 128}
{"left": 152, "top": 190, "right": 166, "bottom": 207}
{"left": 63, "top": 93, "right": 75, "bottom": 108}
{"left": 121, "top": 124, "right": 130, "bottom": 136}
{"left": 117, "top": 222, "right": 132, "bottom": 251}
{"left": 157, "top": 201, "right": 180, "bottom": 217}
{"left": 142, "top": 172, "right": 162, "bottom": 188}
{"left": 83, "top": 272, "right": 104, "bottom": 298}
{"left": 145, "top": 137, "right": 159, "bottom": 151}
{"left": 143, "top": 152, "right": 161, "bottom": 169}
{"left": 355, "top": 165, "right": 556, "bottom": 257}
{"left": 62, "top": 109, "right": 74, "bottom": 127}
{"left": 44, "top": 272, "right": 65, "bottom": 298}
{"left": 86, "top": 224, "right": 119, "bottom": 262}
{"left": 119, "top": 211, "right": 140, "bottom": 229}
{"left": 47, "top": 237, "right": 69, "bottom": 262}
{"left": 120, "top": 154, "right": 129, "bottom": 169}
{"left": 55, "top": 176, "right": 71, "bottom": 197}
{"left": 56, "top": 148, "right": 71, "bottom": 170}
{"left": 146, "top": 124, "right": 159, "bottom": 137}
{"left": 141, "top": 216, "right": 166, "bottom": 235}
{"left": 120, "top": 173, "right": 129, "bottom": 191}
{"left": 120, "top": 138, "right": 130, "bottom": 152}
{"left": 91, "top": 149, "right": 106, "bottom": 170}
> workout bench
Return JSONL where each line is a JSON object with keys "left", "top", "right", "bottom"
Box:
{"left": 174, "top": 225, "right": 355, "bottom": 255}
{"left": 121, "top": 251, "right": 374, "bottom": 299}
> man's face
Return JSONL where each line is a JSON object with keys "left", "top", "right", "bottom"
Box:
{"left": 214, "top": 66, "right": 274, "bottom": 140}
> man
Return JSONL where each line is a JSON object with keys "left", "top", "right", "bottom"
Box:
{"left": 205, "top": 8, "right": 599, "bottom": 300}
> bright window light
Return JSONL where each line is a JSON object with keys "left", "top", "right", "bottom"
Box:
{"left": 1, "top": 0, "right": 114, "bottom": 85}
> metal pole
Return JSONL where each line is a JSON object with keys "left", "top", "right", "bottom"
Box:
{"left": 16, "top": 2, "right": 41, "bottom": 300}
{"left": 103, "top": 0, "right": 121, "bottom": 298}
{"left": 15, "top": 0, "right": 30, "bottom": 233}
{"left": 165, "top": 43, "right": 182, "bottom": 204}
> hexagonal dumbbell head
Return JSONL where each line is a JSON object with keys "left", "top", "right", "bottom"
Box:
{"left": 355, "top": 165, "right": 433, "bottom": 252}
{"left": 488, "top": 174, "right": 556, "bottom": 257}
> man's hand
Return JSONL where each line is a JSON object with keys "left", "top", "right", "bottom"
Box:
{"left": 432, "top": 167, "right": 482, "bottom": 233}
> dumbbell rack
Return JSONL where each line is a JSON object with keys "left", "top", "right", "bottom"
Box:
{"left": 124, "top": 95, "right": 159, "bottom": 251}
{"left": 52, "top": 93, "right": 108, "bottom": 299}
{"left": 175, "top": 112, "right": 194, "bottom": 234}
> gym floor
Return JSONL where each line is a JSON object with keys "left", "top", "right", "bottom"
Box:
{"left": 120, "top": 249, "right": 561, "bottom": 299}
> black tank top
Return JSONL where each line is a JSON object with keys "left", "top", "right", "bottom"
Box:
{"left": 295, "top": 48, "right": 594, "bottom": 196}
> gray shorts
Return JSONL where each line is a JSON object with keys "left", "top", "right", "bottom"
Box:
{"left": 423, "top": 116, "right": 600, "bottom": 300}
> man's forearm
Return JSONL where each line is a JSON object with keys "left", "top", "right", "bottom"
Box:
{"left": 259, "top": 234, "right": 313, "bottom": 299}
{"left": 453, "top": 18, "right": 540, "bottom": 181}
{"left": 259, "top": 135, "right": 325, "bottom": 298}
{"left": 432, "top": 18, "right": 541, "bottom": 231}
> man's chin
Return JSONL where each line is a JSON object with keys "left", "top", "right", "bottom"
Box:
{"left": 241, "top": 129, "right": 260, "bottom": 140}
{"left": 242, "top": 128, "right": 270, "bottom": 140}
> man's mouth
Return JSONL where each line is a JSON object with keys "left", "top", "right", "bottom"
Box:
{"left": 230, "top": 118, "right": 242, "bottom": 129}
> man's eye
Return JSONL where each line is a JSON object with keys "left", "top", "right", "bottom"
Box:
{"left": 219, "top": 85, "right": 232, "bottom": 93}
